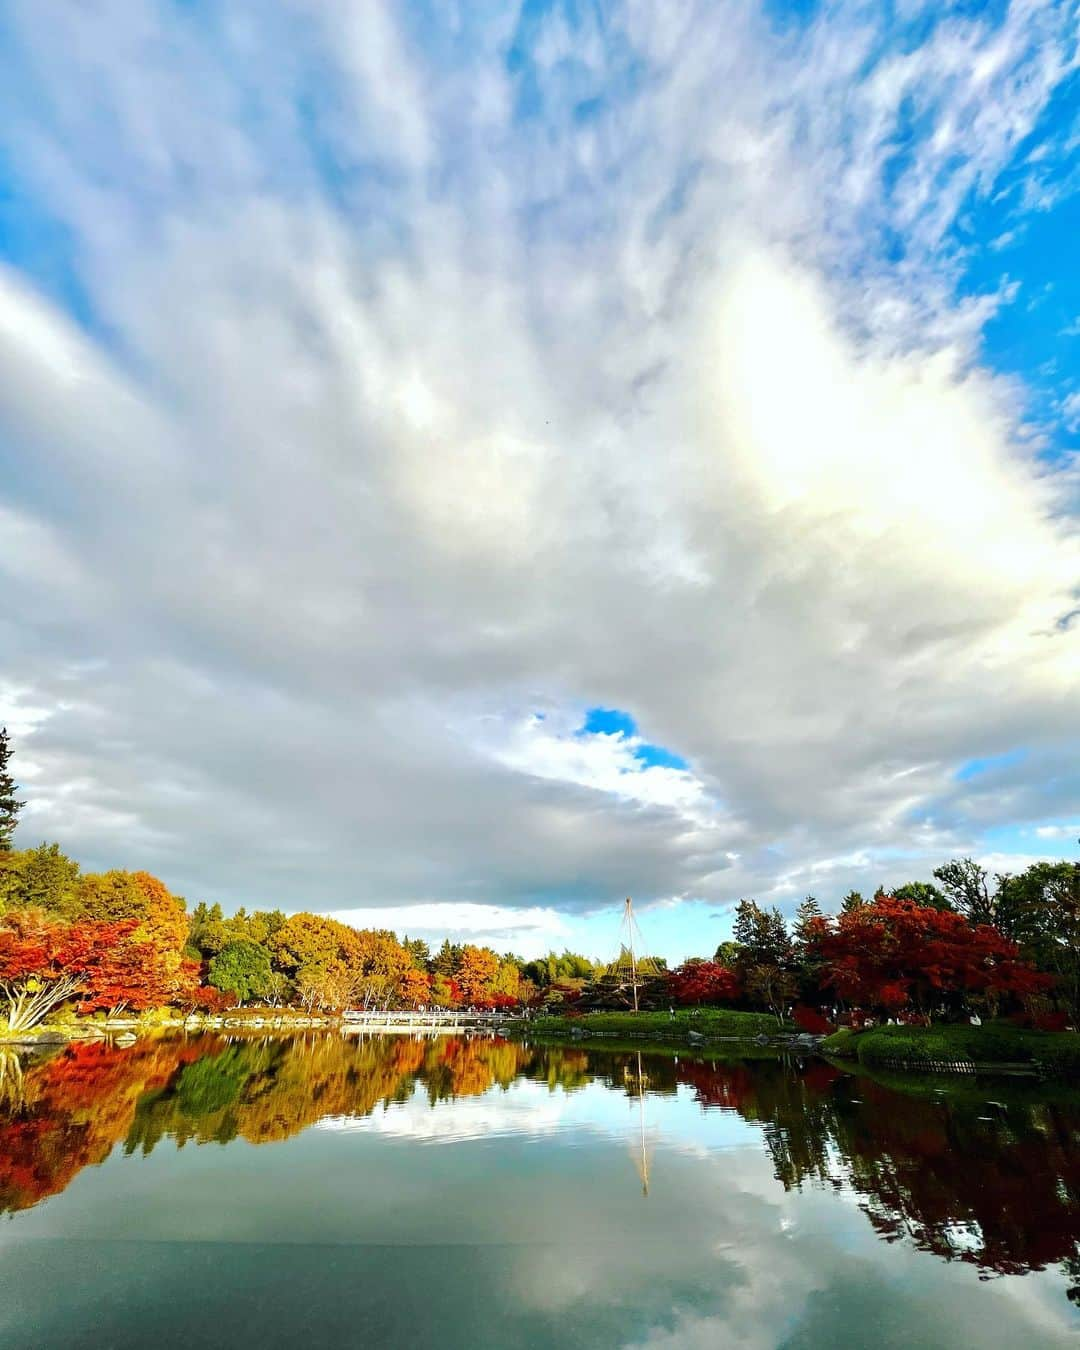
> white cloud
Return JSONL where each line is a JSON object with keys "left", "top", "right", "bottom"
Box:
{"left": 323, "top": 903, "right": 570, "bottom": 959}
{"left": 0, "top": 2, "right": 1077, "bottom": 925}
{"left": 481, "top": 711, "right": 714, "bottom": 819}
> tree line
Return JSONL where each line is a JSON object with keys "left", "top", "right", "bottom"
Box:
{"left": 0, "top": 727, "right": 1077, "bottom": 1032}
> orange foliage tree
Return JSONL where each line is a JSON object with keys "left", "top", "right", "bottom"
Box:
{"left": 0, "top": 910, "right": 141, "bottom": 1031}
{"left": 456, "top": 946, "right": 500, "bottom": 1005}
{"left": 398, "top": 968, "right": 432, "bottom": 1007}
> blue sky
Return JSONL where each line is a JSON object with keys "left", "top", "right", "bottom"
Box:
{"left": 0, "top": 1, "right": 1078, "bottom": 962}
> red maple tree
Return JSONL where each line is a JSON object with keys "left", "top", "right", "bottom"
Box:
{"left": 0, "top": 911, "right": 140, "bottom": 1031}
{"left": 667, "top": 960, "right": 741, "bottom": 1007}
{"left": 806, "top": 898, "right": 1050, "bottom": 1019}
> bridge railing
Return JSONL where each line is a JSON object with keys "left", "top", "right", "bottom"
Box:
{"left": 341, "top": 1009, "right": 530, "bottom": 1024}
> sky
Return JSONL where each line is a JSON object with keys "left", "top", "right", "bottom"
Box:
{"left": 1, "top": 1, "right": 1078, "bottom": 963}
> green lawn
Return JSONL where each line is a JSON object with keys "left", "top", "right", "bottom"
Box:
{"left": 822, "top": 1021, "right": 1080, "bottom": 1074}
{"left": 529, "top": 1008, "right": 781, "bottom": 1039}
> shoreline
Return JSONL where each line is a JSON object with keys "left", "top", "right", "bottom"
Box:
{"left": 5, "top": 1008, "right": 1080, "bottom": 1080}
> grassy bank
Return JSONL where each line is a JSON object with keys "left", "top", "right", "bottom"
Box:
{"left": 526, "top": 1008, "right": 783, "bottom": 1041}
{"left": 822, "top": 1022, "right": 1080, "bottom": 1075}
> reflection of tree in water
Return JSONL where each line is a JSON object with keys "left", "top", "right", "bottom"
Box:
{"left": 2, "top": 1036, "right": 1079, "bottom": 1304}
{"left": 0, "top": 1035, "right": 536, "bottom": 1211}
{"left": 567, "top": 1047, "right": 1080, "bottom": 1299}
{"left": 678, "top": 1053, "right": 1080, "bottom": 1300}
{"left": 0, "top": 1039, "right": 206, "bottom": 1213}
{"left": 826, "top": 1081, "right": 1080, "bottom": 1286}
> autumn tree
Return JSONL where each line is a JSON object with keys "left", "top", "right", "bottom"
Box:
{"left": 0, "top": 728, "right": 23, "bottom": 853}
{"left": 60, "top": 870, "right": 193, "bottom": 1006}
{"left": 807, "top": 897, "right": 1050, "bottom": 1021}
{"left": 398, "top": 967, "right": 432, "bottom": 1008}
{"left": 271, "top": 913, "right": 360, "bottom": 1011}
{"left": 271, "top": 913, "right": 355, "bottom": 978}
{"left": 0, "top": 910, "right": 140, "bottom": 1031}
{"left": 456, "top": 946, "right": 500, "bottom": 1005}
{"left": 75, "top": 941, "right": 198, "bottom": 1017}
{"left": 430, "top": 974, "right": 461, "bottom": 1009}
{"left": 667, "top": 960, "right": 740, "bottom": 1006}
{"left": 490, "top": 957, "right": 523, "bottom": 1004}
{"left": 351, "top": 929, "right": 411, "bottom": 1008}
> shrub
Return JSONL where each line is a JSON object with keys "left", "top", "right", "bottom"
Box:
{"left": 821, "top": 1028, "right": 860, "bottom": 1058}
{"left": 793, "top": 1005, "right": 834, "bottom": 1035}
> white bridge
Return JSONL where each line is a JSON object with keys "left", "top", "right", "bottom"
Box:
{"left": 341, "top": 1009, "right": 527, "bottom": 1034}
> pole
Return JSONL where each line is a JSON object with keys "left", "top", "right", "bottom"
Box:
{"left": 626, "top": 897, "right": 639, "bottom": 1013}
{"left": 638, "top": 1050, "right": 649, "bottom": 1196}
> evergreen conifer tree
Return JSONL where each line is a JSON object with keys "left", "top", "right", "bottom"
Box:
{"left": 0, "top": 727, "right": 25, "bottom": 852}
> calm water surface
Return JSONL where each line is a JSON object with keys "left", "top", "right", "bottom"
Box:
{"left": 0, "top": 1033, "right": 1077, "bottom": 1349}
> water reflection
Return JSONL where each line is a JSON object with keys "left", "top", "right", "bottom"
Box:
{"left": 1, "top": 1035, "right": 1078, "bottom": 1308}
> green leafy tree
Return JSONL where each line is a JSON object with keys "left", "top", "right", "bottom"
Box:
{"left": 1004, "top": 860, "right": 1080, "bottom": 1021}
{"left": 840, "top": 890, "right": 865, "bottom": 913}
{"left": 891, "top": 881, "right": 952, "bottom": 911}
{"left": 0, "top": 843, "right": 80, "bottom": 916}
{"left": 733, "top": 899, "right": 791, "bottom": 967}
{"left": 208, "top": 941, "right": 273, "bottom": 1005}
{"left": 61, "top": 869, "right": 146, "bottom": 923}
{"left": 792, "top": 895, "right": 825, "bottom": 1000}
{"left": 432, "top": 939, "right": 461, "bottom": 976}
{"left": 792, "top": 895, "right": 822, "bottom": 941}
{"left": 713, "top": 940, "right": 744, "bottom": 967}
{"left": 402, "top": 938, "right": 431, "bottom": 971}
{"left": 744, "top": 963, "right": 798, "bottom": 1026}
{"left": 217, "top": 906, "right": 286, "bottom": 949}
{"left": 934, "top": 858, "right": 1027, "bottom": 939}
{"left": 732, "top": 900, "right": 794, "bottom": 1021}
{"left": 188, "top": 902, "right": 228, "bottom": 958}
{"left": 932, "top": 858, "right": 994, "bottom": 925}
{"left": 0, "top": 728, "right": 24, "bottom": 853}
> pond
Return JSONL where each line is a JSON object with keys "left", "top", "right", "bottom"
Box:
{"left": 0, "top": 1033, "right": 1077, "bottom": 1348}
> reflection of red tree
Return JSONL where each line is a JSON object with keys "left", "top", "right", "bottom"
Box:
{"left": 677, "top": 1059, "right": 753, "bottom": 1111}
{"left": 838, "top": 1081, "right": 1080, "bottom": 1277}
{"left": 0, "top": 1039, "right": 209, "bottom": 1213}
{"left": 664, "top": 1052, "right": 1080, "bottom": 1285}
